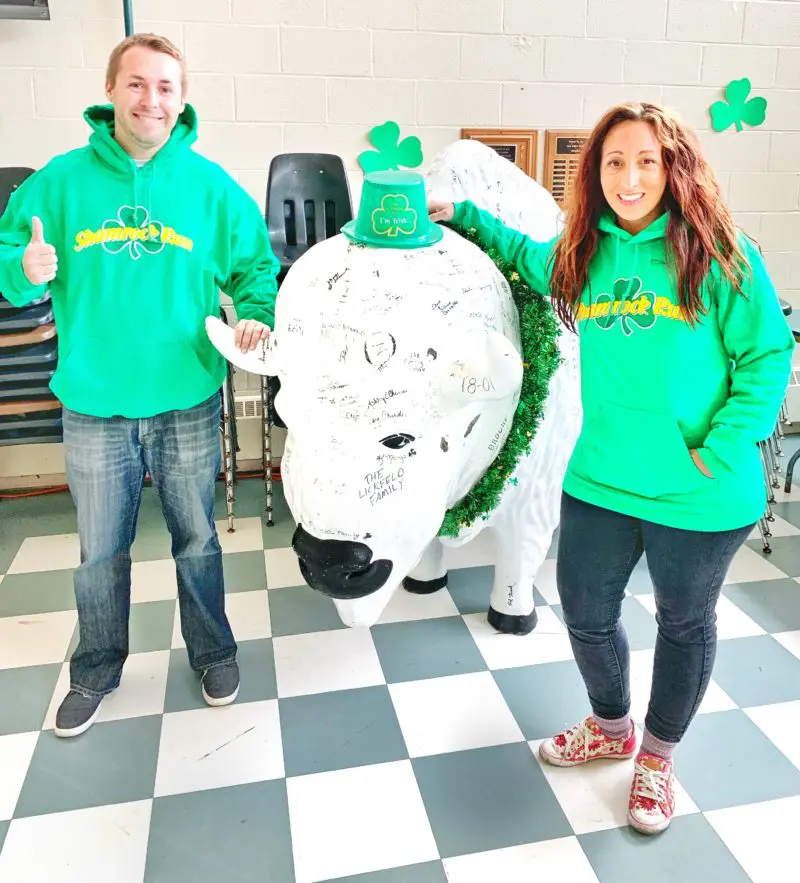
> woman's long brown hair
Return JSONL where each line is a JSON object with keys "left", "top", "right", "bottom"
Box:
{"left": 549, "top": 102, "right": 749, "bottom": 330}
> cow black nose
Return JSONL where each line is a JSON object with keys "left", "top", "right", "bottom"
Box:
{"left": 291, "top": 524, "right": 393, "bottom": 600}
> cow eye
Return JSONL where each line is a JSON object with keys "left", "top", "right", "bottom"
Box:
{"left": 379, "top": 433, "right": 415, "bottom": 449}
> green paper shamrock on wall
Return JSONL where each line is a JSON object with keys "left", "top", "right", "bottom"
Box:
{"left": 709, "top": 78, "right": 767, "bottom": 133}
{"left": 358, "top": 121, "right": 423, "bottom": 173}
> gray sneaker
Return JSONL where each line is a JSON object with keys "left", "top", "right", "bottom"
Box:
{"left": 54, "top": 690, "right": 104, "bottom": 738}
{"left": 201, "top": 661, "right": 240, "bottom": 707}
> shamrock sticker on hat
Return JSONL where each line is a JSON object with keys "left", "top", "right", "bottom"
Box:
{"left": 359, "top": 121, "right": 423, "bottom": 174}
{"left": 709, "top": 78, "right": 767, "bottom": 133}
{"left": 371, "top": 194, "right": 418, "bottom": 238}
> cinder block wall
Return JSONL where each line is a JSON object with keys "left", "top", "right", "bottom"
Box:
{"left": 0, "top": 0, "right": 798, "bottom": 477}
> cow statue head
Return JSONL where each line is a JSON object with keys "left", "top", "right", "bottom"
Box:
{"left": 207, "top": 169, "right": 531, "bottom": 626}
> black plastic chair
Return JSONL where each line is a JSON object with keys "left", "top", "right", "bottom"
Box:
{"left": 265, "top": 153, "right": 353, "bottom": 282}
{"left": 260, "top": 153, "right": 353, "bottom": 523}
{"left": 0, "top": 167, "right": 35, "bottom": 217}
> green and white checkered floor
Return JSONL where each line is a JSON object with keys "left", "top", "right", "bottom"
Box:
{"left": 1, "top": 464, "right": 800, "bottom": 882}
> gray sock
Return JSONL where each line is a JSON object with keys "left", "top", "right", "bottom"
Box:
{"left": 593, "top": 713, "right": 631, "bottom": 741}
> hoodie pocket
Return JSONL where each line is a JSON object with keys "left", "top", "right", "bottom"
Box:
{"left": 569, "top": 402, "right": 710, "bottom": 500}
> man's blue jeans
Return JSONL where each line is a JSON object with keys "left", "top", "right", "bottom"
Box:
{"left": 63, "top": 393, "right": 236, "bottom": 697}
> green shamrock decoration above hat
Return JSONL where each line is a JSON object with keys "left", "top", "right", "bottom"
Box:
{"left": 342, "top": 170, "right": 443, "bottom": 249}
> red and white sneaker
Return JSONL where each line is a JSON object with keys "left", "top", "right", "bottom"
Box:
{"left": 539, "top": 716, "right": 637, "bottom": 767}
{"left": 628, "top": 752, "right": 675, "bottom": 835}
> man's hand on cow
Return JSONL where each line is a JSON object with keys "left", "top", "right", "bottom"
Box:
{"left": 234, "top": 319, "right": 270, "bottom": 353}
{"left": 22, "top": 216, "right": 58, "bottom": 286}
{"left": 428, "top": 201, "right": 455, "bottom": 223}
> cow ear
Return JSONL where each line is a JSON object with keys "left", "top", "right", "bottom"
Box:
{"left": 205, "top": 315, "right": 276, "bottom": 376}
{"left": 437, "top": 331, "right": 522, "bottom": 402}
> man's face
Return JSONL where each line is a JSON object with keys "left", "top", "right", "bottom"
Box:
{"left": 106, "top": 46, "right": 185, "bottom": 155}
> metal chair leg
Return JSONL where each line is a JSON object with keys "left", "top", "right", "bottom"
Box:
{"left": 221, "top": 377, "right": 235, "bottom": 533}
{"left": 261, "top": 375, "right": 274, "bottom": 527}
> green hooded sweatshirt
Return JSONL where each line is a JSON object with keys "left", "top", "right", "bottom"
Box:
{"left": 452, "top": 200, "right": 794, "bottom": 532}
{"left": 0, "top": 104, "right": 278, "bottom": 418}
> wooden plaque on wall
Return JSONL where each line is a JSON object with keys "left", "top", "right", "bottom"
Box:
{"left": 460, "top": 128, "right": 538, "bottom": 179}
{"left": 543, "top": 130, "right": 590, "bottom": 210}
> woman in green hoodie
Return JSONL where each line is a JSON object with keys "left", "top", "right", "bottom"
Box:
{"left": 429, "top": 103, "right": 794, "bottom": 836}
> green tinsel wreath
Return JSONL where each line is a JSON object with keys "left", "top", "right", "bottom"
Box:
{"left": 438, "top": 226, "right": 562, "bottom": 538}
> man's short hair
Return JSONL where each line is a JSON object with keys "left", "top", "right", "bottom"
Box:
{"left": 106, "top": 33, "right": 188, "bottom": 96}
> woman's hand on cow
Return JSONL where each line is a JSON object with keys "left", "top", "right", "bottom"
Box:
{"left": 428, "top": 201, "right": 455, "bottom": 223}
{"left": 235, "top": 319, "right": 270, "bottom": 352}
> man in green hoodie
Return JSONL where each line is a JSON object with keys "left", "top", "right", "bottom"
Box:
{"left": 0, "top": 33, "right": 279, "bottom": 736}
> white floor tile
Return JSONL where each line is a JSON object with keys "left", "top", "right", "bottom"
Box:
{"left": 273, "top": 626, "right": 385, "bottom": 698}
{"left": 42, "top": 653, "right": 171, "bottom": 730}
{"left": 0, "top": 610, "right": 77, "bottom": 670}
{"left": 131, "top": 559, "right": 177, "bottom": 604}
{"left": 376, "top": 585, "right": 460, "bottom": 624}
{"left": 745, "top": 701, "right": 800, "bottom": 769}
{"left": 223, "top": 590, "right": 272, "bottom": 642}
{"left": 0, "top": 732, "right": 39, "bottom": 820}
{"left": 98, "top": 651, "right": 170, "bottom": 723}
{"left": 7, "top": 534, "right": 80, "bottom": 574}
{"left": 265, "top": 547, "right": 304, "bottom": 589}
{"left": 774, "top": 629, "right": 800, "bottom": 660}
{"left": 443, "top": 837, "right": 600, "bottom": 883}
{"left": 635, "top": 593, "right": 766, "bottom": 640}
{"left": 442, "top": 530, "right": 495, "bottom": 570}
{"left": 530, "top": 737, "right": 699, "bottom": 835}
{"left": 628, "top": 649, "right": 737, "bottom": 724}
{"left": 463, "top": 606, "right": 573, "bottom": 670}
{"left": 723, "top": 545, "right": 786, "bottom": 585}
{"left": 216, "top": 516, "right": 264, "bottom": 554}
{"left": 748, "top": 514, "right": 800, "bottom": 540}
{"left": 388, "top": 671, "right": 524, "bottom": 757}
{"left": 154, "top": 700, "right": 284, "bottom": 797}
{"left": 0, "top": 800, "right": 152, "bottom": 883}
{"left": 532, "top": 558, "right": 559, "bottom": 605}
{"left": 706, "top": 796, "right": 800, "bottom": 883}
{"left": 287, "top": 760, "right": 438, "bottom": 882}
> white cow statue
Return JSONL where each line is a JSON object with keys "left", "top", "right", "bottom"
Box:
{"left": 208, "top": 139, "right": 582, "bottom": 634}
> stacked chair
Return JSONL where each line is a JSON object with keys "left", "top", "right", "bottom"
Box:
{"left": 259, "top": 153, "right": 353, "bottom": 525}
{"left": 0, "top": 167, "right": 63, "bottom": 449}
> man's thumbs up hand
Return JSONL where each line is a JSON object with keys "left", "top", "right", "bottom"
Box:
{"left": 22, "top": 216, "right": 58, "bottom": 286}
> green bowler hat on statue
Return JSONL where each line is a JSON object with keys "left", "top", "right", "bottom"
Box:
{"left": 341, "top": 170, "right": 443, "bottom": 249}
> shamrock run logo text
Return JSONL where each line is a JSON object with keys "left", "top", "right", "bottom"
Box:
{"left": 371, "top": 194, "right": 418, "bottom": 238}
{"left": 72, "top": 205, "right": 193, "bottom": 259}
{"left": 575, "top": 276, "right": 689, "bottom": 335}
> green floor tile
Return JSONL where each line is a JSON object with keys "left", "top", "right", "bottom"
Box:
{"left": 322, "top": 862, "right": 447, "bottom": 883}
{"left": 677, "top": 710, "right": 800, "bottom": 811}
{"left": 145, "top": 780, "right": 294, "bottom": 883}
{"left": 0, "top": 819, "right": 8, "bottom": 854}
{"left": 262, "top": 516, "right": 296, "bottom": 551}
{"left": 268, "top": 584, "right": 346, "bottom": 637}
{"left": 0, "top": 534, "right": 24, "bottom": 575}
{"left": 223, "top": 551, "right": 267, "bottom": 593}
{"left": 712, "top": 635, "right": 800, "bottom": 706}
{"left": 722, "top": 578, "right": 800, "bottom": 633}
{"left": 14, "top": 715, "right": 162, "bottom": 818}
{"left": 163, "top": 639, "right": 276, "bottom": 713}
{"left": 130, "top": 600, "right": 176, "bottom": 654}
{"left": 130, "top": 527, "right": 173, "bottom": 563}
{"left": 579, "top": 814, "right": 750, "bottom": 883}
{"left": 371, "top": 616, "right": 487, "bottom": 684}
{"left": 280, "top": 685, "right": 408, "bottom": 777}
{"left": 0, "top": 569, "right": 75, "bottom": 617}
{"left": 0, "top": 664, "right": 62, "bottom": 737}
{"left": 412, "top": 743, "right": 571, "bottom": 858}
{"left": 69, "top": 600, "right": 176, "bottom": 659}
{"left": 447, "top": 566, "right": 493, "bottom": 616}
{"left": 745, "top": 536, "right": 800, "bottom": 576}
{"left": 493, "top": 661, "right": 590, "bottom": 741}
